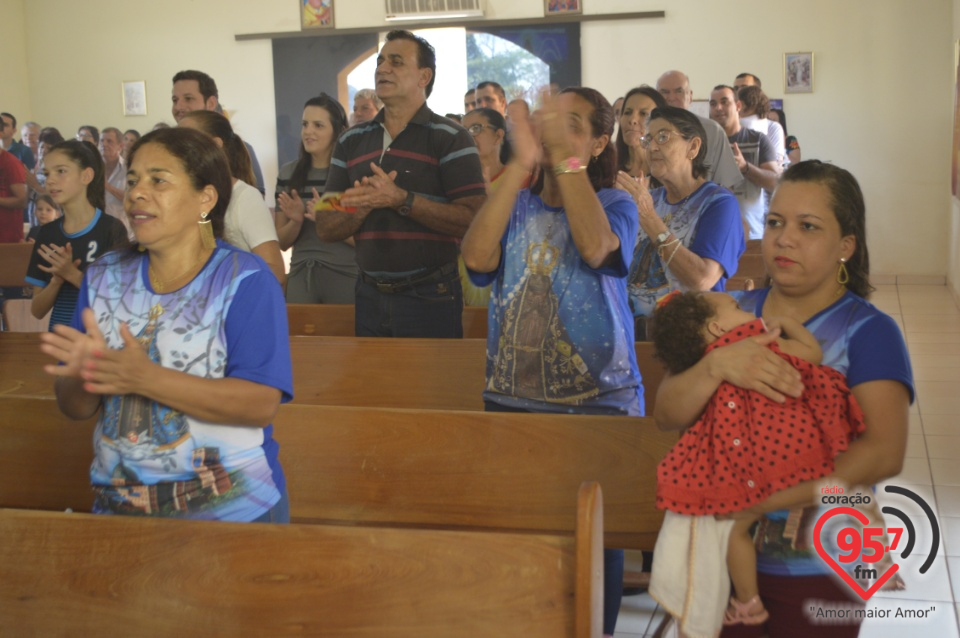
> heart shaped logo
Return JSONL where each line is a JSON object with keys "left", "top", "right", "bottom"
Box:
{"left": 813, "top": 506, "right": 899, "bottom": 601}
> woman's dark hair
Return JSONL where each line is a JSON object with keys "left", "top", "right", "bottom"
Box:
{"left": 615, "top": 86, "right": 666, "bottom": 173}
{"left": 47, "top": 140, "right": 106, "bottom": 212}
{"left": 77, "top": 126, "right": 100, "bottom": 144}
{"left": 531, "top": 86, "right": 617, "bottom": 195}
{"left": 776, "top": 160, "right": 873, "bottom": 299}
{"left": 289, "top": 94, "right": 349, "bottom": 194}
{"left": 648, "top": 106, "right": 709, "bottom": 180}
{"left": 736, "top": 85, "right": 770, "bottom": 118}
{"left": 123, "top": 129, "right": 141, "bottom": 141}
{"left": 179, "top": 110, "right": 256, "bottom": 187}
{"left": 466, "top": 107, "right": 512, "bottom": 166}
{"left": 39, "top": 127, "right": 64, "bottom": 146}
{"left": 128, "top": 128, "right": 233, "bottom": 239}
{"left": 770, "top": 108, "right": 788, "bottom": 136}
{"left": 650, "top": 292, "right": 716, "bottom": 374}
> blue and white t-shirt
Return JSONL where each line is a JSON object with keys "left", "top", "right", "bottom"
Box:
{"left": 470, "top": 188, "right": 644, "bottom": 416}
{"left": 627, "top": 181, "right": 744, "bottom": 318}
{"left": 73, "top": 241, "right": 293, "bottom": 522}
{"left": 734, "top": 288, "right": 914, "bottom": 576}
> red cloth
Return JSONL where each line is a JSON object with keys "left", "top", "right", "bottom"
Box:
{"left": 656, "top": 318, "right": 865, "bottom": 515}
{"left": 0, "top": 150, "right": 26, "bottom": 242}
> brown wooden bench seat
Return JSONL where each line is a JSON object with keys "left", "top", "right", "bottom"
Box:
{"left": 0, "top": 333, "right": 669, "bottom": 415}
{"left": 0, "top": 481, "right": 604, "bottom": 637}
{"left": 0, "top": 397, "right": 674, "bottom": 551}
{"left": 287, "top": 303, "right": 490, "bottom": 338}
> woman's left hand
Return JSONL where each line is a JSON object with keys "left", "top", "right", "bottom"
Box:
{"left": 79, "top": 322, "right": 155, "bottom": 395}
{"left": 37, "top": 243, "right": 82, "bottom": 282}
{"left": 536, "top": 92, "right": 575, "bottom": 167}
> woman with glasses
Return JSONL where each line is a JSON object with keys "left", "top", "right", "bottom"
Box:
{"left": 620, "top": 106, "right": 745, "bottom": 335}
{"left": 459, "top": 107, "right": 513, "bottom": 305}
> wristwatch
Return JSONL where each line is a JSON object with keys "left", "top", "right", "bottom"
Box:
{"left": 554, "top": 157, "right": 585, "bottom": 176}
{"left": 398, "top": 190, "right": 415, "bottom": 216}
{"left": 656, "top": 231, "right": 672, "bottom": 247}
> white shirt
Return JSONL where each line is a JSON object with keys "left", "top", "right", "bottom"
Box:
{"left": 104, "top": 156, "right": 128, "bottom": 230}
{"left": 741, "top": 115, "right": 786, "bottom": 167}
{"left": 224, "top": 179, "right": 279, "bottom": 252}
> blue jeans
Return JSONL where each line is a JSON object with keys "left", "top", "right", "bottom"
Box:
{"left": 252, "top": 489, "right": 290, "bottom": 524}
{"left": 482, "top": 401, "right": 623, "bottom": 635}
{"left": 355, "top": 265, "right": 463, "bottom": 338}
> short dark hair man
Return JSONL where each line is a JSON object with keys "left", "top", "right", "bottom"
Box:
{"left": 734, "top": 73, "right": 762, "bottom": 89}
{"left": 0, "top": 112, "right": 35, "bottom": 171}
{"left": 171, "top": 70, "right": 265, "bottom": 194}
{"left": 316, "top": 30, "right": 486, "bottom": 338}
{"left": 709, "top": 85, "right": 780, "bottom": 240}
{"left": 464, "top": 88, "right": 477, "bottom": 113}
{"left": 475, "top": 81, "right": 507, "bottom": 114}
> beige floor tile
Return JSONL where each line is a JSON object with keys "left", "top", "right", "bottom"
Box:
{"left": 911, "top": 355, "right": 960, "bottom": 369}
{"left": 922, "top": 415, "right": 960, "bottom": 436}
{"left": 921, "top": 397, "right": 960, "bottom": 415}
{"left": 616, "top": 593, "right": 659, "bottom": 636}
{"left": 860, "top": 597, "right": 959, "bottom": 636}
{"left": 907, "top": 332, "right": 960, "bottom": 345}
{"left": 943, "top": 517, "right": 960, "bottom": 557}
{"left": 892, "top": 457, "right": 933, "bottom": 485}
{"left": 937, "top": 486, "right": 960, "bottom": 517}
{"left": 910, "top": 412, "right": 925, "bottom": 434}
{"left": 911, "top": 343, "right": 960, "bottom": 356}
{"left": 900, "top": 301, "right": 960, "bottom": 316}
{"left": 872, "top": 553, "right": 955, "bottom": 603}
{"left": 913, "top": 367, "right": 960, "bottom": 382}
{"left": 905, "top": 317, "right": 960, "bottom": 333}
{"left": 898, "top": 277, "right": 948, "bottom": 286}
{"left": 924, "top": 436, "right": 960, "bottom": 460}
{"left": 898, "top": 284, "right": 954, "bottom": 294}
{"left": 917, "top": 381, "right": 960, "bottom": 399}
{"left": 932, "top": 459, "right": 960, "bottom": 486}
{"left": 906, "top": 434, "right": 928, "bottom": 458}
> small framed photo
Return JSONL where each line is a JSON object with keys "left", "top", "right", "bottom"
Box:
{"left": 784, "top": 52, "right": 814, "bottom": 94}
{"left": 301, "top": 0, "right": 334, "bottom": 29}
{"left": 545, "top": 0, "right": 581, "bottom": 16}
{"left": 122, "top": 81, "right": 147, "bottom": 116}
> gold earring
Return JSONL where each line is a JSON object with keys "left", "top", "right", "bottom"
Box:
{"left": 837, "top": 258, "right": 850, "bottom": 286}
{"left": 199, "top": 211, "right": 216, "bottom": 250}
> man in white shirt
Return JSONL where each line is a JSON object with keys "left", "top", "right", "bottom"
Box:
{"left": 99, "top": 128, "right": 128, "bottom": 230}
{"left": 656, "top": 71, "right": 742, "bottom": 192}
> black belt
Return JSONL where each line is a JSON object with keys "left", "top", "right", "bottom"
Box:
{"left": 359, "top": 262, "right": 457, "bottom": 294}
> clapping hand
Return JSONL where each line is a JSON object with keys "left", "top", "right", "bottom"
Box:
{"left": 37, "top": 243, "right": 82, "bottom": 284}
{"left": 340, "top": 163, "right": 401, "bottom": 212}
{"left": 277, "top": 190, "right": 307, "bottom": 223}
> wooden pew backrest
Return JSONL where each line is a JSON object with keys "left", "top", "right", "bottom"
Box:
{"left": 1, "top": 333, "right": 666, "bottom": 415}
{"left": 0, "top": 398, "right": 674, "bottom": 550}
{"left": 0, "top": 482, "right": 602, "bottom": 637}
{"left": 287, "top": 303, "right": 490, "bottom": 339}
{"left": 0, "top": 242, "right": 32, "bottom": 287}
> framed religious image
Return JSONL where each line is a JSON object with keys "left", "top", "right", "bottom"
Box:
{"left": 122, "top": 81, "right": 147, "bottom": 116}
{"left": 784, "top": 52, "right": 814, "bottom": 94}
{"left": 545, "top": 0, "right": 581, "bottom": 16}
{"left": 301, "top": 0, "right": 334, "bottom": 29}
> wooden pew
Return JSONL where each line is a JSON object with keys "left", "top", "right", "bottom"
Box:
{"left": 727, "top": 239, "right": 766, "bottom": 291}
{"left": 0, "top": 333, "right": 669, "bottom": 415}
{"left": 0, "top": 397, "right": 675, "bottom": 551}
{"left": 0, "top": 242, "right": 32, "bottom": 287}
{"left": 287, "top": 303, "right": 490, "bottom": 338}
{"left": 0, "top": 481, "right": 604, "bottom": 637}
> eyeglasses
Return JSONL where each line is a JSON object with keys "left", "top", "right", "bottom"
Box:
{"left": 466, "top": 123, "right": 497, "bottom": 136}
{"left": 639, "top": 129, "right": 686, "bottom": 149}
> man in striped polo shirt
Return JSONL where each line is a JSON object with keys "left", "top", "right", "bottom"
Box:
{"left": 317, "top": 30, "right": 486, "bottom": 338}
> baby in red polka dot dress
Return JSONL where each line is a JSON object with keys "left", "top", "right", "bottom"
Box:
{"left": 648, "top": 291, "right": 865, "bottom": 631}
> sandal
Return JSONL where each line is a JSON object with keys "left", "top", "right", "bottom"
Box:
{"left": 723, "top": 595, "right": 770, "bottom": 626}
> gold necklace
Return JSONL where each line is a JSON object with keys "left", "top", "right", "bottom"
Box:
{"left": 149, "top": 249, "right": 210, "bottom": 293}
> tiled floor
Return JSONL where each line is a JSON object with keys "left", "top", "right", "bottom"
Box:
{"left": 615, "top": 283, "right": 960, "bottom": 637}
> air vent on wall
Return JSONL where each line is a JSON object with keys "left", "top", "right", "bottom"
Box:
{"left": 385, "top": 0, "right": 485, "bottom": 21}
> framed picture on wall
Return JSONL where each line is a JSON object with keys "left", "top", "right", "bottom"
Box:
{"left": 301, "top": 0, "right": 334, "bottom": 29}
{"left": 545, "top": 0, "right": 581, "bottom": 16}
{"left": 784, "top": 52, "right": 814, "bottom": 94}
{"left": 122, "top": 81, "right": 147, "bottom": 116}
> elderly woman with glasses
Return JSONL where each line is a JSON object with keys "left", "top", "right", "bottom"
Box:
{"left": 617, "top": 106, "right": 745, "bottom": 333}
{"left": 458, "top": 107, "right": 516, "bottom": 306}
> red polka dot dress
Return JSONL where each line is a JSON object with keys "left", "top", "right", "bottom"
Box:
{"left": 656, "top": 318, "right": 866, "bottom": 516}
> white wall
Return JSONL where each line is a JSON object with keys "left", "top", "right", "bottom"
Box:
{"left": 0, "top": 0, "right": 32, "bottom": 124}
{"left": 14, "top": 0, "right": 957, "bottom": 280}
{"left": 952, "top": 0, "right": 960, "bottom": 299}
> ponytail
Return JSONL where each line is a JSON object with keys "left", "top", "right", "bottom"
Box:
{"left": 179, "top": 110, "right": 255, "bottom": 186}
